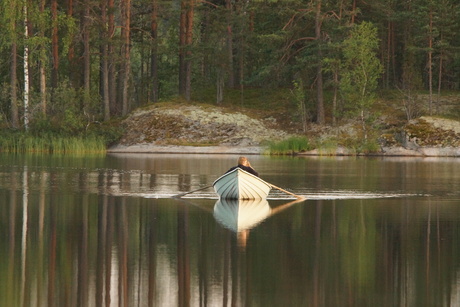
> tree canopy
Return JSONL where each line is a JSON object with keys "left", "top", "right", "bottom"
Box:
{"left": 0, "top": 0, "right": 459, "bottom": 133}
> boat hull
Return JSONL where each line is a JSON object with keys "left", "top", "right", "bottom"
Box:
{"left": 213, "top": 168, "right": 272, "bottom": 200}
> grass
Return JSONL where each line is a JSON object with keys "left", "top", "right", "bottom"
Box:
{"left": 0, "top": 134, "right": 107, "bottom": 155}
{"left": 266, "top": 136, "right": 312, "bottom": 155}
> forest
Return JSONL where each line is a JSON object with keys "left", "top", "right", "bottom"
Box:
{"left": 0, "top": 0, "right": 459, "bottom": 144}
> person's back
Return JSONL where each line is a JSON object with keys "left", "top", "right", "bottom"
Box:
{"left": 226, "top": 156, "right": 259, "bottom": 177}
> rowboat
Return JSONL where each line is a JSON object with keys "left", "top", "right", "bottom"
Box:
{"left": 212, "top": 167, "right": 272, "bottom": 200}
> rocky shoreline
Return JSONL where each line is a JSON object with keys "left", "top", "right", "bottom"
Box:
{"left": 108, "top": 144, "right": 264, "bottom": 154}
{"left": 299, "top": 146, "right": 460, "bottom": 157}
{"left": 108, "top": 103, "right": 460, "bottom": 157}
{"left": 107, "top": 144, "right": 460, "bottom": 157}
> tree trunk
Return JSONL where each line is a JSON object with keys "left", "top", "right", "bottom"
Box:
{"left": 332, "top": 68, "right": 338, "bottom": 126}
{"left": 122, "top": 0, "right": 131, "bottom": 115}
{"left": 315, "top": 0, "right": 325, "bottom": 124}
{"left": 179, "top": 0, "right": 194, "bottom": 101}
{"left": 179, "top": 1, "right": 187, "bottom": 96}
{"left": 217, "top": 69, "right": 224, "bottom": 104}
{"left": 428, "top": 8, "right": 433, "bottom": 115}
{"left": 51, "top": 0, "right": 59, "bottom": 88}
{"left": 39, "top": 0, "right": 47, "bottom": 117}
{"left": 101, "top": 0, "right": 110, "bottom": 121}
{"left": 108, "top": 0, "right": 117, "bottom": 115}
{"left": 391, "top": 21, "right": 396, "bottom": 86}
{"left": 184, "top": 0, "right": 194, "bottom": 102}
{"left": 351, "top": 0, "right": 356, "bottom": 24}
{"left": 39, "top": 66, "right": 47, "bottom": 116}
{"left": 385, "top": 20, "right": 391, "bottom": 88}
{"left": 226, "top": 0, "right": 234, "bottom": 88}
{"left": 437, "top": 44, "right": 443, "bottom": 113}
{"left": 10, "top": 41, "right": 19, "bottom": 129}
{"left": 235, "top": 0, "right": 248, "bottom": 105}
{"left": 83, "top": 0, "right": 91, "bottom": 96}
{"left": 67, "top": 0, "right": 78, "bottom": 88}
{"left": 151, "top": 0, "right": 159, "bottom": 102}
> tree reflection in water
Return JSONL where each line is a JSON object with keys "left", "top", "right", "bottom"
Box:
{"left": 1, "top": 158, "right": 460, "bottom": 306}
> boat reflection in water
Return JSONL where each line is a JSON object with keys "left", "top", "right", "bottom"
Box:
{"left": 213, "top": 198, "right": 304, "bottom": 247}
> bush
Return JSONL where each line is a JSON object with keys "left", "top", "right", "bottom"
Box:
{"left": 87, "top": 121, "right": 125, "bottom": 146}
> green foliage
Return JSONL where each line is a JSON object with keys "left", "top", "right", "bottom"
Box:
{"left": 341, "top": 22, "right": 383, "bottom": 116}
{"left": 0, "top": 0, "right": 459, "bottom": 143}
{"left": 0, "top": 0, "right": 22, "bottom": 47}
{"left": 46, "top": 81, "right": 102, "bottom": 135}
{"left": 0, "top": 80, "right": 123, "bottom": 153}
{"left": 340, "top": 22, "right": 383, "bottom": 140}
{"left": 87, "top": 122, "right": 125, "bottom": 146}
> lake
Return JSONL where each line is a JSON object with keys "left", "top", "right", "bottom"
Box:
{"left": 0, "top": 153, "right": 459, "bottom": 306}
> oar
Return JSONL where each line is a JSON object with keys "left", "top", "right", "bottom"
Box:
{"left": 173, "top": 185, "right": 213, "bottom": 198}
{"left": 269, "top": 183, "right": 305, "bottom": 200}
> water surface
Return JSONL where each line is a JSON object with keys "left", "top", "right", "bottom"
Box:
{"left": 0, "top": 153, "right": 459, "bottom": 306}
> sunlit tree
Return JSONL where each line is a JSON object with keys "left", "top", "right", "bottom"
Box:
{"left": 341, "top": 21, "right": 382, "bottom": 140}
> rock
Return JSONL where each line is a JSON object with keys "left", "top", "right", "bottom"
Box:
{"left": 115, "top": 103, "right": 291, "bottom": 148}
{"left": 380, "top": 147, "right": 423, "bottom": 156}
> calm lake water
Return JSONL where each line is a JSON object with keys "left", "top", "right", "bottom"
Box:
{"left": 1, "top": 153, "right": 460, "bottom": 306}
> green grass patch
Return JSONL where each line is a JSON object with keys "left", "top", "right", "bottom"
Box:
{"left": 266, "top": 136, "right": 312, "bottom": 155}
{"left": 0, "top": 133, "right": 107, "bottom": 155}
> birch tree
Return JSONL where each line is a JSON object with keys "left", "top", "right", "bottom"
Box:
{"left": 341, "top": 22, "right": 382, "bottom": 140}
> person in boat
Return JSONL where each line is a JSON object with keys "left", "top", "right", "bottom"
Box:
{"left": 226, "top": 156, "right": 259, "bottom": 177}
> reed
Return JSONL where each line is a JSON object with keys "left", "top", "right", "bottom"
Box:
{"left": 267, "top": 136, "right": 312, "bottom": 155}
{"left": 0, "top": 134, "right": 106, "bottom": 154}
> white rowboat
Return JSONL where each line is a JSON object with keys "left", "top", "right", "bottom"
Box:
{"left": 213, "top": 168, "right": 272, "bottom": 200}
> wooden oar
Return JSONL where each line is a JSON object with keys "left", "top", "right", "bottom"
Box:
{"left": 173, "top": 185, "right": 213, "bottom": 198}
{"left": 269, "top": 183, "right": 305, "bottom": 200}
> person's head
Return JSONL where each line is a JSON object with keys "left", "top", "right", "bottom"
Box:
{"left": 238, "top": 156, "right": 251, "bottom": 167}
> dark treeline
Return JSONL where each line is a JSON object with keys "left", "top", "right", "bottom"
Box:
{"left": 1, "top": 0, "right": 459, "bottom": 134}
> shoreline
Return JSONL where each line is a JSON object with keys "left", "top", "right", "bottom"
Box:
{"left": 107, "top": 144, "right": 264, "bottom": 154}
{"left": 107, "top": 144, "right": 460, "bottom": 157}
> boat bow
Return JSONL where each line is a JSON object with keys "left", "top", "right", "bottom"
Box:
{"left": 213, "top": 168, "right": 272, "bottom": 200}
